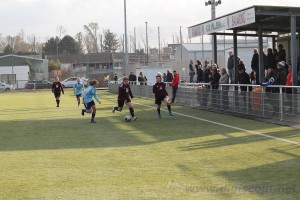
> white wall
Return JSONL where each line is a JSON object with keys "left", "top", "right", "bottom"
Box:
{"left": 0, "top": 65, "right": 29, "bottom": 88}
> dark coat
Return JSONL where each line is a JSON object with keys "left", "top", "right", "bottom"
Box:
{"left": 238, "top": 72, "right": 251, "bottom": 91}
{"left": 251, "top": 53, "right": 259, "bottom": 71}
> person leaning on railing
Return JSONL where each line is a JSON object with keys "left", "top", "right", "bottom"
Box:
{"left": 219, "top": 68, "right": 230, "bottom": 110}
{"left": 238, "top": 64, "right": 251, "bottom": 109}
{"left": 270, "top": 61, "right": 287, "bottom": 113}
{"left": 210, "top": 66, "right": 221, "bottom": 108}
{"left": 261, "top": 68, "right": 275, "bottom": 99}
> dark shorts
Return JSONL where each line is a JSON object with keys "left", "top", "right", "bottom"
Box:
{"left": 54, "top": 93, "right": 61, "bottom": 98}
{"left": 155, "top": 95, "right": 167, "bottom": 105}
{"left": 76, "top": 94, "right": 82, "bottom": 99}
{"left": 118, "top": 98, "right": 131, "bottom": 108}
{"left": 85, "top": 100, "right": 95, "bottom": 110}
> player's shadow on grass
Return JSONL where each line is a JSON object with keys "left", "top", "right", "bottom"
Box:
{"left": 178, "top": 129, "right": 300, "bottom": 151}
{"left": 216, "top": 149, "right": 300, "bottom": 199}
{"left": 1, "top": 105, "right": 299, "bottom": 152}
{"left": 0, "top": 108, "right": 257, "bottom": 152}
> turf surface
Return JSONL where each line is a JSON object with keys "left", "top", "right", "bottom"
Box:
{"left": 0, "top": 90, "right": 299, "bottom": 199}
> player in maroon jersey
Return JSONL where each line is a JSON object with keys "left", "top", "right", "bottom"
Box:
{"left": 153, "top": 74, "right": 175, "bottom": 119}
{"left": 112, "top": 76, "right": 137, "bottom": 121}
{"left": 52, "top": 77, "right": 64, "bottom": 107}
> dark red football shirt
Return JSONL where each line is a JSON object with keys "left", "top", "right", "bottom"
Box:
{"left": 153, "top": 82, "right": 168, "bottom": 99}
{"left": 52, "top": 81, "right": 64, "bottom": 94}
{"left": 118, "top": 83, "right": 133, "bottom": 101}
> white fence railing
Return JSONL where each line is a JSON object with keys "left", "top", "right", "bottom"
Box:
{"left": 108, "top": 82, "right": 300, "bottom": 123}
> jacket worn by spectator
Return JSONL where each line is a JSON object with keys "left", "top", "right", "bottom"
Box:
{"left": 251, "top": 53, "right": 259, "bottom": 71}
{"left": 238, "top": 72, "right": 251, "bottom": 91}
{"left": 219, "top": 73, "right": 229, "bottom": 90}
{"left": 210, "top": 72, "right": 221, "bottom": 90}
{"left": 172, "top": 73, "right": 179, "bottom": 88}
{"left": 128, "top": 73, "right": 136, "bottom": 83}
{"left": 227, "top": 55, "right": 235, "bottom": 69}
{"left": 166, "top": 72, "right": 173, "bottom": 82}
{"left": 273, "top": 68, "right": 287, "bottom": 93}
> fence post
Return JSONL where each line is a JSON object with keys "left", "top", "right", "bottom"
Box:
{"left": 280, "top": 87, "right": 283, "bottom": 120}
{"left": 246, "top": 86, "right": 249, "bottom": 114}
{"left": 262, "top": 87, "right": 265, "bottom": 117}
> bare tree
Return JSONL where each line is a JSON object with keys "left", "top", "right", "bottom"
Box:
{"left": 56, "top": 25, "right": 66, "bottom": 39}
{"left": 83, "top": 22, "right": 99, "bottom": 53}
{"left": 0, "top": 34, "right": 6, "bottom": 53}
{"left": 75, "top": 32, "right": 85, "bottom": 53}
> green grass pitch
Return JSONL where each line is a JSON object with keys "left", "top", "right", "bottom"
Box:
{"left": 0, "top": 89, "right": 299, "bottom": 199}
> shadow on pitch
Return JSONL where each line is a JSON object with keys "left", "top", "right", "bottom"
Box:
{"left": 216, "top": 148, "right": 300, "bottom": 199}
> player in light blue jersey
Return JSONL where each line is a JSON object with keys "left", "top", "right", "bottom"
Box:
{"left": 74, "top": 77, "right": 84, "bottom": 107}
{"left": 81, "top": 80, "right": 101, "bottom": 123}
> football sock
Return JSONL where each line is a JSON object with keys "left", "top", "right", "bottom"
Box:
{"left": 167, "top": 105, "right": 171, "bottom": 113}
{"left": 77, "top": 101, "right": 80, "bottom": 107}
{"left": 114, "top": 106, "right": 118, "bottom": 111}
{"left": 56, "top": 100, "right": 60, "bottom": 106}
{"left": 129, "top": 107, "right": 134, "bottom": 117}
{"left": 157, "top": 108, "right": 161, "bottom": 115}
{"left": 92, "top": 113, "right": 95, "bottom": 120}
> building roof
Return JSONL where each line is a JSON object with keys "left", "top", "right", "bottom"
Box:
{"left": 0, "top": 54, "right": 44, "bottom": 61}
{"left": 188, "top": 5, "right": 300, "bottom": 37}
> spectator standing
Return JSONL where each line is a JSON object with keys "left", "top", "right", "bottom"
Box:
{"left": 144, "top": 75, "right": 148, "bottom": 85}
{"left": 261, "top": 68, "right": 275, "bottom": 97}
{"left": 227, "top": 51, "right": 235, "bottom": 83}
{"left": 266, "top": 48, "right": 276, "bottom": 70}
{"left": 249, "top": 71, "right": 256, "bottom": 85}
{"left": 285, "top": 63, "right": 293, "bottom": 111}
{"left": 114, "top": 74, "right": 118, "bottom": 83}
{"left": 238, "top": 64, "right": 251, "bottom": 108}
{"left": 251, "top": 48, "right": 259, "bottom": 84}
{"left": 219, "top": 68, "right": 229, "bottom": 110}
{"left": 195, "top": 60, "right": 204, "bottom": 83}
{"left": 128, "top": 72, "right": 137, "bottom": 85}
{"left": 271, "top": 61, "right": 287, "bottom": 113}
{"left": 273, "top": 48, "right": 279, "bottom": 63}
{"left": 278, "top": 44, "right": 286, "bottom": 62}
{"left": 210, "top": 66, "right": 221, "bottom": 108}
{"left": 138, "top": 72, "right": 146, "bottom": 85}
{"left": 201, "top": 64, "right": 211, "bottom": 108}
{"left": 166, "top": 70, "right": 173, "bottom": 83}
{"left": 171, "top": 70, "right": 179, "bottom": 103}
{"left": 163, "top": 73, "right": 167, "bottom": 82}
{"left": 189, "top": 60, "right": 195, "bottom": 83}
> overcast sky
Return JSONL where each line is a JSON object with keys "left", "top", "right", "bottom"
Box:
{"left": 1, "top": 0, "right": 300, "bottom": 43}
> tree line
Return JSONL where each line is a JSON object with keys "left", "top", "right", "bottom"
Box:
{"left": 0, "top": 22, "right": 120, "bottom": 55}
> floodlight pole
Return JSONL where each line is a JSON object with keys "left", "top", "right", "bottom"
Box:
{"left": 211, "top": 1, "right": 217, "bottom": 64}
{"left": 124, "top": 0, "right": 129, "bottom": 76}
{"left": 205, "top": 0, "right": 221, "bottom": 64}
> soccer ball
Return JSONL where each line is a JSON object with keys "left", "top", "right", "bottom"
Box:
{"left": 166, "top": 97, "right": 172, "bottom": 104}
{"left": 124, "top": 115, "right": 131, "bottom": 122}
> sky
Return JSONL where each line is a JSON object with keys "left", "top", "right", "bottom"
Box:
{"left": 1, "top": 0, "right": 300, "bottom": 44}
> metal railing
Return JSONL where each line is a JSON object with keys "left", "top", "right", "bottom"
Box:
{"left": 108, "top": 82, "right": 300, "bottom": 123}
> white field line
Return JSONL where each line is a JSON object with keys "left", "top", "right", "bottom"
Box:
{"left": 133, "top": 102, "right": 300, "bottom": 146}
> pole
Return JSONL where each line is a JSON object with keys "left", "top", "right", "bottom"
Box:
{"left": 34, "top": 37, "right": 37, "bottom": 73}
{"left": 11, "top": 37, "right": 14, "bottom": 75}
{"left": 145, "top": 22, "right": 149, "bottom": 64}
{"left": 124, "top": 0, "right": 129, "bottom": 76}
{"left": 180, "top": 26, "right": 183, "bottom": 61}
{"left": 134, "top": 27, "right": 137, "bottom": 53}
{"left": 158, "top": 26, "right": 161, "bottom": 62}
{"left": 211, "top": 0, "right": 217, "bottom": 64}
